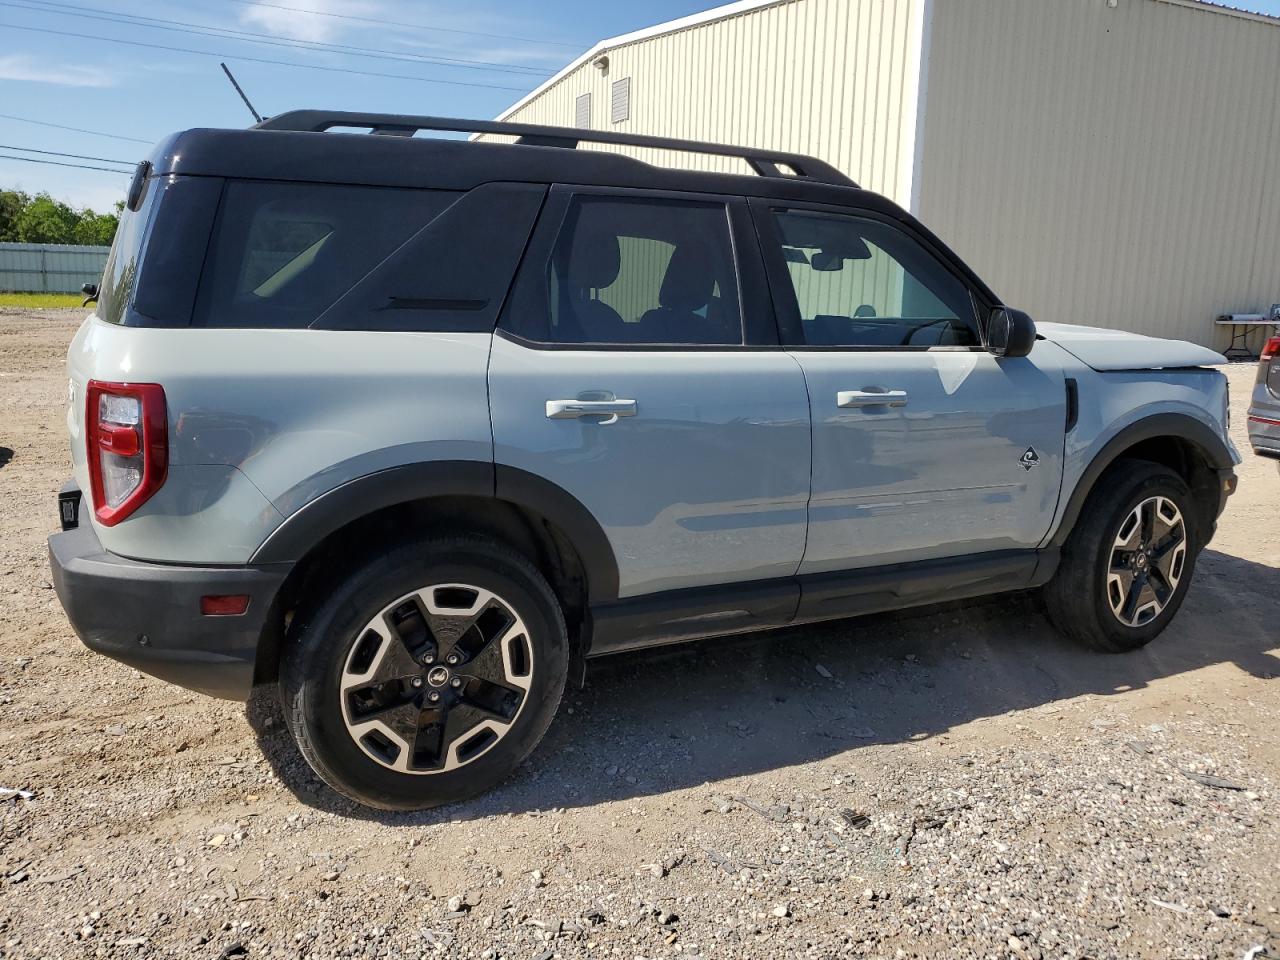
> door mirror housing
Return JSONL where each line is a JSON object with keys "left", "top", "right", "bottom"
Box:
{"left": 987, "top": 307, "right": 1036, "bottom": 358}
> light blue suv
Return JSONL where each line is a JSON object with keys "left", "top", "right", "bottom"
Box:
{"left": 48, "top": 112, "right": 1239, "bottom": 809}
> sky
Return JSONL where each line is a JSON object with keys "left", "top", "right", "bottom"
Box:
{"left": 0, "top": 0, "right": 717, "bottom": 211}
{"left": 3, "top": 0, "right": 1280, "bottom": 213}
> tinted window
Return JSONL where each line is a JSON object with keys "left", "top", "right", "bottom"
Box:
{"left": 529, "top": 196, "right": 742, "bottom": 346}
{"left": 131, "top": 176, "right": 223, "bottom": 327}
{"left": 97, "top": 177, "right": 157, "bottom": 326}
{"left": 769, "top": 210, "right": 978, "bottom": 348}
{"left": 315, "top": 182, "right": 539, "bottom": 333}
{"left": 193, "top": 181, "right": 453, "bottom": 329}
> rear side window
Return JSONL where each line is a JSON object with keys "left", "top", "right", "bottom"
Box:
{"left": 193, "top": 181, "right": 454, "bottom": 329}
{"left": 518, "top": 196, "right": 742, "bottom": 346}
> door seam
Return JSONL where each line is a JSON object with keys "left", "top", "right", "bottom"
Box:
{"left": 787, "top": 349, "right": 815, "bottom": 583}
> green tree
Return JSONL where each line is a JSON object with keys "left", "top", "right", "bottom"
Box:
{"left": 15, "top": 193, "right": 80, "bottom": 244}
{"left": 73, "top": 211, "right": 118, "bottom": 246}
{"left": 0, "top": 189, "right": 120, "bottom": 246}
{"left": 0, "top": 189, "right": 30, "bottom": 242}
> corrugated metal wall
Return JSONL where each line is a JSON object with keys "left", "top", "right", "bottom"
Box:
{"left": 488, "top": 0, "right": 926, "bottom": 201}
{"left": 494, "top": 0, "right": 1280, "bottom": 349}
{"left": 0, "top": 242, "right": 109, "bottom": 293}
{"left": 917, "top": 0, "right": 1280, "bottom": 349}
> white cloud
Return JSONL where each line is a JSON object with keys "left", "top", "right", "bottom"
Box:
{"left": 390, "top": 37, "right": 573, "bottom": 70}
{"left": 236, "top": 1, "right": 579, "bottom": 66}
{"left": 0, "top": 55, "right": 114, "bottom": 87}
{"left": 238, "top": 0, "right": 378, "bottom": 43}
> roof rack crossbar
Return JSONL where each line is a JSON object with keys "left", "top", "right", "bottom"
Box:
{"left": 255, "top": 110, "right": 857, "bottom": 188}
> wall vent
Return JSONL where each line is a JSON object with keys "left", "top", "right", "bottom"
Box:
{"left": 575, "top": 93, "right": 591, "bottom": 129}
{"left": 611, "top": 77, "right": 631, "bottom": 124}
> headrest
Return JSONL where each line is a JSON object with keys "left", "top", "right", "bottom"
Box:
{"left": 659, "top": 244, "right": 716, "bottom": 312}
{"left": 566, "top": 228, "right": 621, "bottom": 290}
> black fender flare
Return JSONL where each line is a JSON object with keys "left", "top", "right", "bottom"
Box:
{"left": 250, "top": 460, "right": 620, "bottom": 602}
{"left": 1048, "top": 413, "right": 1233, "bottom": 548}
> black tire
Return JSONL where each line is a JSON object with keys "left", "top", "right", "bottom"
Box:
{"left": 1043, "top": 460, "right": 1199, "bottom": 652}
{"left": 280, "top": 536, "right": 568, "bottom": 811}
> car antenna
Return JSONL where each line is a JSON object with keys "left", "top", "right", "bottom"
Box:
{"left": 220, "top": 63, "right": 263, "bottom": 124}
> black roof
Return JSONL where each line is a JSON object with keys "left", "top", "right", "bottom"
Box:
{"left": 147, "top": 109, "right": 903, "bottom": 215}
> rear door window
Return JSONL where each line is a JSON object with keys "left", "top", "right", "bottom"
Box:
{"left": 510, "top": 195, "right": 743, "bottom": 346}
{"left": 192, "top": 181, "right": 455, "bottom": 329}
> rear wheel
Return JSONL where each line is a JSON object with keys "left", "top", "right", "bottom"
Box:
{"left": 280, "top": 537, "right": 567, "bottom": 810}
{"left": 1043, "top": 461, "right": 1198, "bottom": 652}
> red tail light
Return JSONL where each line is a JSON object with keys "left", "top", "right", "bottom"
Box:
{"left": 85, "top": 380, "right": 167, "bottom": 526}
{"left": 1262, "top": 336, "right": 1280, "bottom": 361}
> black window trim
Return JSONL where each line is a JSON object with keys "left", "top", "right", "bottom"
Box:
{"left": 496, "top": 183, "right": 781, "bottom": 352}
{"left": 748, "top": 197, "right": 994, "bottom": 353}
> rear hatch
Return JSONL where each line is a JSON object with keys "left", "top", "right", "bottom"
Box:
{"left": 65, "top": 162, "right": 223, "bottom": 519}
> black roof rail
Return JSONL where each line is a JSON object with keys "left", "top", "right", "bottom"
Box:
{"left": 254, "top": 110, "right": 857, "bottom": 188}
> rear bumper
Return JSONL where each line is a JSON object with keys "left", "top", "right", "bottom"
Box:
{"left": 1247, "top": 408, "right": 1280, "bottom": 459}
{"left": 49, "top": 520, "right": 290, "bottom": 701}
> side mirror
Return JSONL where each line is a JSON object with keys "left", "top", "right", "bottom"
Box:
{"left": 81, "top": 282, "right": 99, "bottom": 307}
{"left": 987, "top": 307, "right": 1036, "bottom": 358}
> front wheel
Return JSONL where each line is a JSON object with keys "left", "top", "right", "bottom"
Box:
{"left": 280, "top": 537, "right": 568, "bottom": 810}
{"left": 1043, "top": 461, "right": 1199, "bottom": 652}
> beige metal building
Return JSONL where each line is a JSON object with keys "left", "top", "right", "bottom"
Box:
{"left": 485, "top": 0, "right": 1280, "bottom": 349}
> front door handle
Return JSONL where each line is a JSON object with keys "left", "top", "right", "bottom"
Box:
{"left": 545, "top": 398, "right": 638, "bottom": 423}
{"left": 837, "top": 389, "right": 909, "bottom": 408}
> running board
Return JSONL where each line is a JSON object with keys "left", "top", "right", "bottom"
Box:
{"left": 587, "top": 549, "right": 1057, "bottom": 657}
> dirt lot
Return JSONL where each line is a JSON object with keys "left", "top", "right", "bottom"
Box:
{"left": 0, "top": 308, "right": 1276, "bottom": 960}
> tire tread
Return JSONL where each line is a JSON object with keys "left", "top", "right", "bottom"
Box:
{"left": 1043, "top": 459, "right": 1196, "bottom": 653}
{"left": 279, "top": 535, "right": 567, "bottom": 811}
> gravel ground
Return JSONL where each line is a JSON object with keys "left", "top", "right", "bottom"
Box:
{"left": 0, "top": 307, "right": 1277, "bottom": 960}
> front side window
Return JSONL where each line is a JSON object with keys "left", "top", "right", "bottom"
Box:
{"left": 527, "top": 196, "right": 742, "bottom": 346}
{"left": 769, "top": 209, "right": 978, "bottom": 348}
{"left": 193, "top": 181, "right": 453, "bottom": 329}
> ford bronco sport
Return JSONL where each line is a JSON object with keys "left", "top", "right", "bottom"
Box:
{"left": 49, "top": 112, "right": 1239, "bottom": 810}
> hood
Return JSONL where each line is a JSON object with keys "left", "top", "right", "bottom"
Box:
{"left": 1035, "top": 322, "right": 1227, "bottom": 371}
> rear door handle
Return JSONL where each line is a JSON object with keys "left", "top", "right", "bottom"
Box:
{"left": 545, "top": 399, "right": 637, "bottom": 424}
{"left": 837, "top": 389, "right": 908, "bottom": 408}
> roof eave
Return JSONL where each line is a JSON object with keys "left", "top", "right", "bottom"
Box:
{"left": 491, "top": 0, "right": 790, "bottom": 123}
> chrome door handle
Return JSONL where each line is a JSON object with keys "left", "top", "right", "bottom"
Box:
{"left": 837, "top": 389, "right": 909, "bottom": 408}
{"left": 545, "top": 399, "right": 638, "bottom": 423}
